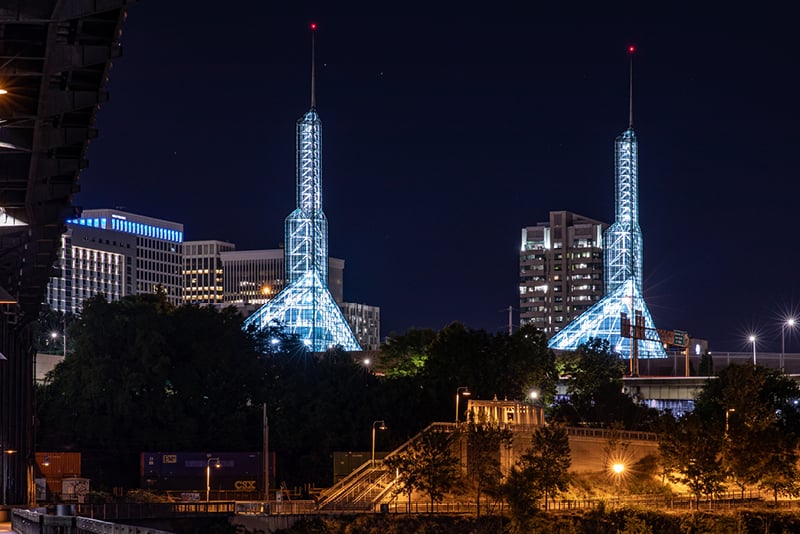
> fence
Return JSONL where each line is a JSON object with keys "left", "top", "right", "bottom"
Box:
{"left": 11, "top": 508, "right": 174, "bottom": 534}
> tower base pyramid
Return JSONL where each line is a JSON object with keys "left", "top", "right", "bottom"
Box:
{"left": 244, "top": 271, "right": 361, "bottom": 352}
{"left": 548, "top": 279, "right": 667, "bottom": 359}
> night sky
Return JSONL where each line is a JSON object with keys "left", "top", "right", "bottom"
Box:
{"left": 76, "top": 4, "right": 800, "bottom": 352}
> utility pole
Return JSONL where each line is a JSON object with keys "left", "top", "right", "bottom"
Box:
{"left": 264, "top": 402, "right": 269, "bottom": 501}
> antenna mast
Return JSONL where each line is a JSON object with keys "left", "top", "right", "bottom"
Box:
{"left": 310, "top": 23, "right": 317, "bottom": 109}
{"left": 628, "top": 45, "right": 635, "bottom": 128}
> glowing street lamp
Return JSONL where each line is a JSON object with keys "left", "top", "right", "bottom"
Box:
{"left": 50, "top": 330, "right": 66, "bottom": 358}
{"left": 455, "top": 387, "right": 471, "bottom": 422}
{"left": 611, "top": 462, "right": 625, "bottom": 500}
{"left": 749, "top": 335, "right": 757, "bottom": 366}
{"left": 782, "top": 318, "right": 796, "bottom": 373}
{"left": 371, "top": 421, "right": 387, "bottom": 467}
{"left": 206, "top": 457, "right": 221, "bottom": 502}
{"left": 2, "top": 448, "right": 17, "bottom": 505}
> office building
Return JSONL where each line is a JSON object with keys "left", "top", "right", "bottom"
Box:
{"left": 183, "top": 240, "right": 235, "bottom": 305}
{"left": 46, "top": 209, "right": 184, "bottom": 312}
{"left": 220, "top": 249, "right": 343, "bottom": 306}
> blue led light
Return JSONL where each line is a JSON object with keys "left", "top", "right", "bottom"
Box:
{"left": 67, "top": 217, "right": 183, "bottom": 243}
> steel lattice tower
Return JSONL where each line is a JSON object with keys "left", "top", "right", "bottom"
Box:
{"left": 548, "top": 48, "right": 666, "bottom": 360}
{"left": 244, "top": 25, "right": 360, "bottom": 352}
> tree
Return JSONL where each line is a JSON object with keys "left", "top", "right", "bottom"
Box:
{"left": 464, "top": 416, "right": 513, "bottom": 516}
{"left": 528, "top": 424, "right": 571, "bottom": 508}
{"left": 504, "top": 423, "right": 571, "bottom": 513}
{"left": 658, "top": 412, "right": 725, "bottom": 508}
{"left": 384, "top": 450, "right": 419, "bottom": 512}
{"left": 36, "top": 294, "right": 266, "bottom": 487}
{"left": 502, "top": 461, "right": 543, "bottom": 532}
{"left": 402, "top": 427, "right": 461, "bottom": 510}
{"left": 697, "top": 352, "right": 714, "bottom": 376}
{"left": 693, "top": 364, "right": 800, "bottom": 499}
{"left": 502, "top": 424, "right": 570, "bottom": 527}
{"left": 552, "top": 338, "right": 658, "bottom": 429}
{"left": 378, "top": 328, "right": 436, "bottom": 377}
{"left": 416, "top": 427, "right": 461, "bottom": 510}
{"left": 758, "top": 427, "right": 800, "bottom": 504}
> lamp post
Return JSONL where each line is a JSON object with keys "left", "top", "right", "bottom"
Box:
{"left": 50, "top": 316, "right": 67, "bottom": 358}
{"left": 612, "top": 462, "right": 625, "bottom": 502}
{"left": 371, "top": 421, "right": 386, "bottom": 467}
{"left": 455, "top": 386, "right": 471, "bottom": 423}
{"left": 725, "top": 408, "right": 735, "bottom": 438}
{"left": 782, "top": 318, "right": 796, "bottom": 373}
{"left": 749, "top": 335, "right": 756, "bottom": 366}
{"left": 206, "top": 457, "right": 221, "bottom": 502}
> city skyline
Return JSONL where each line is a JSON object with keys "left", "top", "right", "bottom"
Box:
{"left": 73, "top": 4, "right": 800, "bottom": 351}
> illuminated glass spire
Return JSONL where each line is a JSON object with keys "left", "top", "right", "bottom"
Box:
{"left": 244, "top": 25, "right": 360, "bottom": 352}
{"left": 549, "top": 48, "right": 666, "bottom": 360}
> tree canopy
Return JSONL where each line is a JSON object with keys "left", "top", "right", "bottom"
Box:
{"left": 551, "top": 338, "right": 659, "bottom": 429}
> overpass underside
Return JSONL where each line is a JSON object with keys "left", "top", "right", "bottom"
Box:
{"left": 1, "top": 0, "right": 128, "bottom": 505}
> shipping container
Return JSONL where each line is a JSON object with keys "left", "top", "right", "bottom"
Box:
{"left": 34, "top": 452, "right": 82, "bottom": 499}
{"left": 140, "top": 452, "right": 273, "bottom": 495}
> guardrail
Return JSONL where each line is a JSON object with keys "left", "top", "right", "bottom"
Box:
{"left": 75, "top": 501, "right": 236, "bottom": 520}
{"left": 235, "top": 500, "right": 316, "bottom": 515}
{"left": 12, "top": 508, "right": 174, "bottom": 534}
{"left": 565, "top": 426, "right": 659, "bottom": 442}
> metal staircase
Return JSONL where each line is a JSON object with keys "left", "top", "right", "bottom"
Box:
{"left": 317, "top": 422, "right": 457, "bottom": 510}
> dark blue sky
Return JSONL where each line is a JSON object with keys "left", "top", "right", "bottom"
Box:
{"left": 76, "top": 4, "right": 800, "bottom": 352}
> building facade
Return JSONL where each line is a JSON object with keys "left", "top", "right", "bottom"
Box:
{"left": 219, "top": 249, "right": 344, "bottom": 306}
{"left": 339, "top": 302, "right": 381, "bottom": 351}
{"left": 519, "top": 211, "right": 607, "bottom": 337}
{"left": 183, "top": 240, "right": 235, "bottom": 305}
{"left": 46, "top": 209, "right": 184, "bottom": 312}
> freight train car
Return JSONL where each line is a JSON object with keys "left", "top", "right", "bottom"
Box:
{"left": 140, "top": 452, "right": 272, "bottom": 499}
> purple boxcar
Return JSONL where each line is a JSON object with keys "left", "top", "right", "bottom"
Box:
{"left": 140, "top": 452, "right": 270, "bottom": 493}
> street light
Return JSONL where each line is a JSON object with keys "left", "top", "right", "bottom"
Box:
{"left": 455, "top": 386, "right": 471, "bottom": 422}
{"left": 612, "top": 462, "right": 625, "bottom": 501}
{"left": 206, "top": 457, "right": 221, "bottom": 502}
{"left": 749, "top": 335, "right": 756, "bottom": 366}
{"left": 2, "top": 448, "right": 17, "bottom": 505}
{"left": 782, "top": 318, "right": 796, "bottom": 373}
{"left": 50, "top": 326, "right": 66, "bottom": 358}
{"left": 371, "top": 421, "right": 387, "bottom": 467}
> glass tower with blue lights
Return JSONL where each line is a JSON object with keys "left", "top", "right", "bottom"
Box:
{"left": 548, "top": 52, "right": 666, "bottom": 360}
{"left": 244, "top": 26, "right": 361, "bottom": 352}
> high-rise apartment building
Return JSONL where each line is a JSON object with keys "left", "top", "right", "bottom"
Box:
{"left": 46, "top": 209, "right": 184, "bottom": 312}
{"left": 519, "top": 211, "right": 607, "bottom": 337}
{"left": 183, "top": 240, "right": 235, "bottom": 305}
